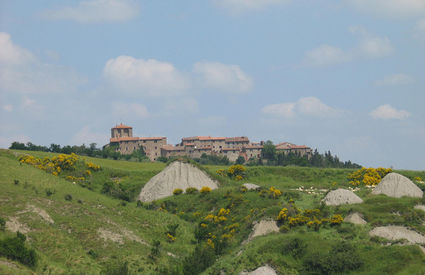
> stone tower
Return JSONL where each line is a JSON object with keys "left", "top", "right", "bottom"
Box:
{"left": 111, "top": 123, "right": 133, "bottom": 139}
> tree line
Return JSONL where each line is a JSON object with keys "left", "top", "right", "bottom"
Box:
{"left": 9, "top": 141, "right": 148, "bottom": 162}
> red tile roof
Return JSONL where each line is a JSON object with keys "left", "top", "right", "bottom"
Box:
{"left": 110, "top": 137, "right": 166, "bottom": 143}
{"left": 225, "top": 137, "right": 249, "bottom": 142}
{"left": 275, "top": 142, "right": 310, "bottom": 150}
{"left": 112, "top": 123, "right": 132, "bottom": 129}
{"left": 182, "top": 136, "right": 226, "bottom": 141}
{"left": 244, "top": 145, "right": 263, "bottom": 149}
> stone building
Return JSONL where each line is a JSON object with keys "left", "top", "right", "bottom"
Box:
{"left": 108, "top": 124, "right": 312, "bottom": 162}
{"left": 109, "top": 124, "right": 166, "bottom": 161}
{"left": 275, "top": 142, "right": 312, "bottom": 158}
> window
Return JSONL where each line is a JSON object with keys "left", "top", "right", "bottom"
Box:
{"left": 154, "top": 140, "right": 157, "bottom": 143}
{"left": 155, "top": 146, "right": 157, "bottom": 149}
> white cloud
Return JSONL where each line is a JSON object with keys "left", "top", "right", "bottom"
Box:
{"left": 213, "top": 0, "right": 291, "bottom": 14}
{"left": 41, "top": 0, "right": 139, "bottom": 23}
{"left": 193, "top": 62, "right": 253, "bottom": 93}
{"left": 0, "top": 32, "right": 85, "bottom": 94}
{"left": 71, "top": 126, "right": 108, "bottom": 146}
{"left": 112, "top": 103, "right": 150, "bottom": 120}
{"left": 103, "top": 56, "right": 189, "bottom": 96}
{"left": 296, "top": 97, "right": 337, "bottom": 117}
{"left": 358, "top": 37, "right": 393, "bottom": 58}
{"left": 303, "top": 27, "right": 393, "bottom": 67}
{"left": 262, "top": 97, "right": 338, "bottom": 118}
{"left": 347, "top": 0, "right": 425, "bottom": 18}
{"left": 0, "top": 32, "right": 33, "bottom": 65}
{"left": 262, "top": 102, "right": 296, "bottom": 118}
{"left": 303, "top": 45, "right": 351, "bottom": 67}
{"left": 370, "top": 104, "right": 411, "bottom": 120}
{"left": 374, "top": 74, "right": 414, "bottom": 86}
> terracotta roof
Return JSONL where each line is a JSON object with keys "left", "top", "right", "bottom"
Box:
{"left": 182, "top": 136, "right": 226, "bottom": 141}
{"left": 185, "top": 143, "right": 195, "bottom": 146}
{"left": 112, "top": 123, "right": 132, "bottom": 129}
{"left": 110, "top": 137, "right": 139, "bottom": 142}
{"left": 276, "top": 142, "right": 311, "bottom": 150}
{"left": 110, "top": 136, "right": 166, "bottom": 143}
{"left": 225, "top": 137, "right": 249, "bottom": 142}
{"left": 161, "top": 145, "right": 185, "bottom": 152}
{"left": 139, "top": 137, "right": 166, "bottom": 141}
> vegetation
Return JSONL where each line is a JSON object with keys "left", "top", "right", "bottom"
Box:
{"left": 0, "top": 232, "right": 37, "bottom": 268}
{"left": 1, "top": 148, "right": 425, "bottom": 274}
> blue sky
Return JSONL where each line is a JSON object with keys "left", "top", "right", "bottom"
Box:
{"left": 0, "top": 0, "right": 424, "bottom": 169}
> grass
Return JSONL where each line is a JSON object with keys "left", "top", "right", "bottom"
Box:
{"left": 1, "top": 149, "right": 425, "bottom": 274}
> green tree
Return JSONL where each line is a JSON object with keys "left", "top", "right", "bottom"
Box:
{"left": 262, "top": 140, "right": 276, "bottom": 160}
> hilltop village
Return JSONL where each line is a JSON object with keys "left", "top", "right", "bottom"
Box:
{"left": 109, "top": 123, "right": 312, "bottom": 162}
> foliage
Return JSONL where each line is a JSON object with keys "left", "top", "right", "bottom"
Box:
{"left": 262, "top": 140, "right": 276, "bottom": 160}
{"left": 173, "top": 188, "right": 183, "bottom": 195}
{"left": 185, "top": 187, "right": 198, "bottom": 194}
{"left": 0, "top": 217, "right": 5, "bottom": 231}
{"left": 103, "top": 260, "right": 129, "bottom": 275}
{"left": 216, "top": 165, "right": 246, "bottom": 180}
{"left": 64, "top": 194, "right": 72, "bottom": 201}
{"left": 200, "top": 186, "right": 212, "bottom": 194}
{"left": 348, "top": 167, "right": 392, "bottom": 186}
{"left": 0, "top": 232, "right": 37, "bottom": 267}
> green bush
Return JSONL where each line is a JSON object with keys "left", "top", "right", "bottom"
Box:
{"left": 14, "top": 179, "right": 19, "bottom": 185}
{"left": 0, "top": 232, "right": 37, "bottom": 267}
{"left": 185, "top": 187, "right": 198, "bottom": 194}
{"left": 45, "top": 188, "right": 55, "bottom": 197}
{"left": 64, "top": 194, "right": 72, "bottom": 201}
{"left": 0, "top": 217, "right": 5, "bottom": 231}
{"left": 173, "top": 188, "right": 183, "bottom": 195}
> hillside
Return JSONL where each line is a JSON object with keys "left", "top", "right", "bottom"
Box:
{"left": 1, "top": 149, "right": 425, "bottom": 274}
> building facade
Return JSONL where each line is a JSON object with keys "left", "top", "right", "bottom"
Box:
{"left": 108, "top": 124, "right": 312, "bottom": 162}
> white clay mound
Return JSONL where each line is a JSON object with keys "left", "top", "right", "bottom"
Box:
{"left": 138, "top": 161, "right": 218, "bottom": 202}
{"left": 372, "top": 173, "right": 423, "bottom": 198}
{"left": 322, "top": 188, "right": 363, "bottom": 206}
{"left": 369, "top": 226, "right": 425, "bottom": 244}
{"left": 240, "top": 265, "right": 277, "bottom": 275}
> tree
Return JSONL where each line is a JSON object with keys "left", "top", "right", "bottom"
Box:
{"left": 236, "top": 156, "right": 245, "bottom": 164}
{"left": 262, "top": 140, "right": 276, "bottom": 160}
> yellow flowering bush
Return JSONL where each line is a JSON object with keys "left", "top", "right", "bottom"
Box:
{"left": 167, "top": 233, "right": 176, "bottom": 242}
{"left": 330, "top": 214, "right": 343, "bottom": 225}
{"left": 348, "top": 167, "right": 392, "bottom": 186}
{"left": 200, "top": 186, "right": 212, "bottom": 194}
{"left": 173, "top": 188, "right": 183, "bottom": 195}
{"left": 216, "top": 165, "right": 246, "bottom": 180}
{"left": 269, "top": 186, "right": 282, "bottom": 199}
{"left": 276, "top": 208, "right": 288, "bottom": 222}
{"left": 19, "top": 153, "right": 100, "bottom": 182}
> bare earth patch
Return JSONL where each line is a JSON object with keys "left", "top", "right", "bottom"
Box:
{"left": 369, "top": 226, "right": 425, "bottom": 244}
{"left": 240, "top": 265, "right": 277, "bottom": 275}
{"left": 344, "top": 212, "right": 367, "bottom": 225}
{"left": 97, "top": 228, "right": 124, "bottom": 244}
{"left": 6, "top": 217, "right": 30, "bottom": 233}
{"left": 139, "top": 161, "right": 218, "bottom": 202}
{"left": 17, "top": 204, "right": 54, "bottom": 224}
{"left": 322, "top": 189, "right": 363, "bottom": 206}
{"left": 372, "top": 173, "right": 423, "bottom": 198}
{"left": 248, "top": 220, "right": 279, "bottom": 241}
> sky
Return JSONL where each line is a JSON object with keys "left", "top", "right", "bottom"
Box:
{"left": 0, "top": 0, "right": 424, "bottom": 170}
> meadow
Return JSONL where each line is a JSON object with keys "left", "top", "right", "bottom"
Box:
{"left": 1, "top": 149, "right": 425, "bottom": 274}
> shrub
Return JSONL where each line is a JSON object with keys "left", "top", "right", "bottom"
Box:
{"left": 173, "top": 188, "right": 183, "bottom": 195}
{"left": 185, "top": 187, "right": 198, "bottom": 194}
{"left": 279, "top": 225, "right": 290, "bottom": 233}
{"left": 64, "top": 194, "right": 72, "bottom": 201}
{"left": 14, "top": 179, "right": 19, "bottom": 185}
{"left": 166, "top": 223, "right": 179, "bottom": 237}
{"left": 45, "top": 188, "right": 55, "bottom": 197}
{"left": 0, "top": 217, "right": 5, "bottom": 231}
{"left": 0, "top": 232, "right": 37, "bottom": 267}
{"left": 136, "top": 200, "right": 143, "bottom": 208}
{"left": 348, "top": 167, "right": 392, "bottom": 186}
{"left": 87, "top": 249, "right": 97, "bottom": 258}
{"left": 285, "top": 238, "right": 307, "bottom": 259}
{"left": 200, "top": 186, "right": 212, "bottom": 194}
{"left": 149, "top": 240, "right": 161, "bottom": 260}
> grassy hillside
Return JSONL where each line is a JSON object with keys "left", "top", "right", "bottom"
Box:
{"left": 1, "top": 149, "right": 425, "bottom": 274}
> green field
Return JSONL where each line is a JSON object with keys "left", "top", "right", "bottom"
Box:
{"left": 1, "top": 149, "right": 425, "bottom": 274}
